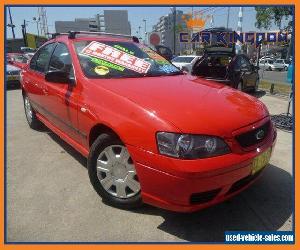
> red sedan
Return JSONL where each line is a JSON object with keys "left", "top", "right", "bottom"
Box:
{"left": 7, "top": 53, "right": 29, "bottom": 69}
{"left": 21, "top": 32, "right": 276, "bottom": 212}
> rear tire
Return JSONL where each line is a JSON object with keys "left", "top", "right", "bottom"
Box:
{"left": 88, "top": 133, "right": 143, "bottom": 209}
{"left": 23, "top": 94, "right": 42, "bottom": 130}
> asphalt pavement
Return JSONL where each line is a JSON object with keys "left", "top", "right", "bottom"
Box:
{"left": 6, "top": 89, "right": 293, "bottom": 242}
{"left": 259, "top": 69, "right": 288, "bottom": 84}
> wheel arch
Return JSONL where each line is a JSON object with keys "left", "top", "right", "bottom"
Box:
{"left": 88, "top": 123, "right": 122, "bottom": 148}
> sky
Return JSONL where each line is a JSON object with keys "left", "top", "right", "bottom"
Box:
{"left": 6, "top": 6, "right": 292, "bottom": 39}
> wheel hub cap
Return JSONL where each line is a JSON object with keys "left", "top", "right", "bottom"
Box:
{"left": 96, "top": 145, "right": 140, "bottom": 199}
{"left": 24, "top": 97, "right": 33, "bottom": 122}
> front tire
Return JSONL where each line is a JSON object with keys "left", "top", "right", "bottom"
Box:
{"left": 88, "top": 133, "right": 142, "bottom": 209}
{"left": 23, "top": 94, "right": 42, "bottom": 130}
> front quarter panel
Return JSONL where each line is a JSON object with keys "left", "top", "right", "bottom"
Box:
{"left": 78, "top": 81, "right": 179, "bottom": 153}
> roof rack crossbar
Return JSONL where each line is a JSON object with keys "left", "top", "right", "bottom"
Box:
{"left": 66, "top": 31, "right": 139, "bottom": 43}
{"left": 47, "top": 31, "right": 139, "bottom": 43}
{"left": 47, "top": 32, "right": 69, "bottom": 39}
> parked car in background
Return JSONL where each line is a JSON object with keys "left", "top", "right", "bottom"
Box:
{"left": 6, "top": 64, "right": 21, "bottom": 88}
{"left": 24, "top": 52, "right": 35, "bottom": 60}
{"left": 7, "top": 53, "right": 29, "bottom": 69}
{"left": 192, "top": 46, "right": 260, "bottom": 92}
{"left": 273, "top": 59, "right": 290, "bottom": 71}
{"left": 20, "top": 47, "right": 37, "bottom": 53}
{"left": 21, "top": 32, "right": 276, "bottom": 212}
{"left": 259, "top": 58, "right": 274, "bottom": 71}
{"left": 153, "top": 45, "right": 173, "bottom": 61}
{"left": 171, "top": 55, "right": 200, "bottom": 72}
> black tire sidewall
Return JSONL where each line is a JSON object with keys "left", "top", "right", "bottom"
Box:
{"left": 88, "top": 133, "right": 142, "bottom": 209}
{"left": 23, "top": 94, "right": 42, "bottom": 130}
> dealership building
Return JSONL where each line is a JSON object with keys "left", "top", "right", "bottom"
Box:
{"left": 55, "top": 10, "right": 131, "bottom": 35}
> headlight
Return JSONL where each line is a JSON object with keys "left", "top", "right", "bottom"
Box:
{"left": 156, "top": 132, "right": 230, "bottom": 159}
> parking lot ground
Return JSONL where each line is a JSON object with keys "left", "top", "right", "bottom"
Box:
{"left": 6, "top": 89, "right": 293, "bottom": 242}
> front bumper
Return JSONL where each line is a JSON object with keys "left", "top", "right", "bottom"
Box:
{"left": 271, "top": 65, "right": 284, "bottom": 70}
{"left": 127, "top": 121, "right": 276, "bottom": 212}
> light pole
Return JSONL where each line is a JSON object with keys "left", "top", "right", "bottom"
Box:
{"left": 138, "top": 26, "right": 142, "bottom": 40}
{"left": 33, "top": 17, "right": 40, "bottom": 37}
{"left": 143, "top": 19, "right": 147, "bottom": 44}
{"left": 173, "top": 7, "right": 176, "bottom": 55}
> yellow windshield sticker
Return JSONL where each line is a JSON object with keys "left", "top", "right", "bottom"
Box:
{"left": 94, "top": 65, "right": 110, "bottom": 76}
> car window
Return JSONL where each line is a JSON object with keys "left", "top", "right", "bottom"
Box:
{"left": 74, "top": 40, "right": 181, "bottom": 79}
{"left": 49, "top": 43, "right": 73, "bottom": 75}
{"left": 31, "top": 43, "right": 56, "bottom": 73}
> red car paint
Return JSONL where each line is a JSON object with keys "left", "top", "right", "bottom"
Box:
{"left": 7, "top": 53, "right": 28, "bottom": 69}
{"left": 21, "top": 35, "right": 276, "bottom": 212}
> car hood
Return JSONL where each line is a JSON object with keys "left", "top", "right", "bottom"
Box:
{"left": 93, "top": 75, "right": 268, "bottom": 136}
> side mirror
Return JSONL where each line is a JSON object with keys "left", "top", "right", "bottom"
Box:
{"left": 45, "top": 70, "right": 71, "bottom": 84}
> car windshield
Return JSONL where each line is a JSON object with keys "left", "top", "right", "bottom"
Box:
{"left": 275, "top": 59, "right": 283, "bottom": 63}
{"left": 74, "top": 40, "right": 182, "bottom": 78}
{"left": 172, "top": 56, "right": 195, "bottom": 63}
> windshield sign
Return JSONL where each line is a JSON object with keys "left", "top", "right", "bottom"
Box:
{"left": 75, "top": 41, "right": 181, "bottom": 78}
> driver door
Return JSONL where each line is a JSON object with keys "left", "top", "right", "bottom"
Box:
{"left": 43, "top": 42, "right": 82, "bottom": 144}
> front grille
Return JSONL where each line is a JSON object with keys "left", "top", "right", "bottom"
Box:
{"left": 235, "top": 121, "right": 270, "bottom": 148}
{"left": 190, "top": 188, "right": 221, "bottom": 204}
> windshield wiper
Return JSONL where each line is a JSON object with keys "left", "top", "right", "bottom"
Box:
{"left": 142, "top": 71, "right": 184, "bottom": 77}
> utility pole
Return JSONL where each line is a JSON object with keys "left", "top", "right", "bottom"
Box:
{"left": 173, "top": 6, "right": 176, "bottom": 55}
{"left": 21, "top": 19, "right": 28, "bottom": 46}
{"left": 143, "top": 19, "right": 147, "bottom": 44}
{"left": 8, "top": 7, "right": 16, "bottom": 39}
{"left": 236, "top": 7, "right": 243, "bottom": 54}
{"left": 226, "top": 7, "right": 230, "bottom": 29}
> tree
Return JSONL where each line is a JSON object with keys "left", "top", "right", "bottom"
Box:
{"left": 255, "top": 7, "right": 293, "bottom": 31}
